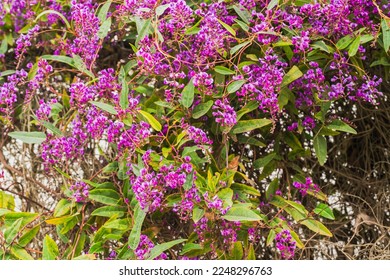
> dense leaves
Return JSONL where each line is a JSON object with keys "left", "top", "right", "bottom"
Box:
{"left": 0, "top": 0, "right": 389, "bottom": 260}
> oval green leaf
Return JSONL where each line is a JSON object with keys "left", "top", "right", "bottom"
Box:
{"left": 138, "top": 110, "right": 162, "bottom": 131}
{"left": 232, "top": 119, "right": 272, "bottom": 134}
{"left": 8, "top": 131, "right": 46, "bottom": 144}
{"left": 222, "top": 206, "right": 262, "bottom": 221}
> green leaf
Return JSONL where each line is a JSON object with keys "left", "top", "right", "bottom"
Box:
{"left": 181, "top": 243, "right": 203, "bottom": 255}
{"left": 72, "top": 54, "right": 95, "bottom": 78}
{"left": 232, "top": 119, "right": 272, "bottom": 134}
{"left": 232, "top": 5, "right": 251, "bottom": 24}
{"left": 46, "top": 214, "right": 78, "bottom": 225}
{"left": 327, "top": 119, "right": 357, "bottom": 134}
{"left": 348, "top": 36, "right": 361, "bottom": 57}
{"left": 360, "top": 34, "right": 374, "bottom": 44}
{"left": 53, "top": 199, "right": 72, "bottom": 217}
{"left": 35, "top": 10, "right": 71, "bottom": 29}
{"left": 229, "top": 241, "right": 243, "bottom": 260}
{"left": 4, "top": 212, "right": 38, "bottom": 227}
{"left": 253, "top": 152, "right": 276, "bottom": 169}
{"left": 147, "top": 239, "right": 186, "bottom": 260}
{"left": 281, "top": 65, "right": 303, "bottom": 88}
{"left": 227, "top": 79, "right": 246, "bottom": 93}
{"left": 98, "top": 1, "right": 112, "bottom": 22}
{"left": 72, "top": 254, "right": 96, "bottom": 260}
{"left": 336, "top": 35, "right": 354, "bottom": 50}
{"left": 231, "top": 183, "right": 260, "bottom": 196}
{"left": 90, "top": 101, "right": 118, "bottom": 115}
{"left": 247, "top": 243, "right": 256, "bottom": 260}
{"left": 98, "top": 17, "right": 112, "bottom": 39}
{"left": 217, "top": 188, "right": 233, "bottom": 208}
{"left": 91, "top": 206, "right": 126, "bottom": 218}
{"left": 89, "top": 189, "right": 120, "bottom": 206}
{"left": 267, "top": 0, "right": 279, "bottom": 10}
{"left": 312, "top": 40, "right": 333, "bottom": 53}
{"left": 8, "top": 131, "right": 46, "bottom": 144}
{"left": 313, "top": 135, "right": 327, "bottom": 166}
{"left": 223, "top": 206, "right": 262, "bottom": 221}
{"left": 0, "top": 39, "right": 8, "bottom": 54}
{"left": 156, "top": 4, "right": 170, "bottom": 17}
{"left": 192, "top": 100, "right": 213, "bottom": 119}
{"left": 0, "top": 208, "right": 12, "bottom": 217}
{"left": 370, "top": 57, "right": 390, "bottom": 67}
{"left": 42, "top": 235, "right": 59, "bottom": 260}
{"left": 0, "top": 190, "right": 15, "bottom": 210}
{"left": 135, "top": 18, "right": 152, "bottom": 47}
{"left": 237, "top": 135, "right": 266, "bottom": 147}
{"left": 42, "top": 121, "right": 62, "bottom": 136}
{"left": 314, "top": 203, "right": 335, "bottom": 220}
{"left": 138, "top": 110, "right": 162, "bottom": 131}
{"left": 180, "top": 79, "right": 195, "bottom": 108}
{"left": 185, "top": 24, "right": 200, "bottom": 35}
{"left": 215, "top": 66, "right": 235, "bottom": 75}
{"left": 192, "top": 207, "right": 205, "bottom": 223}
{"left": 217, "top": 19, "right": 236, "bottom": 36}
{"left": 300, "top": 219, "right": 333, "bottom": 237}
{"left": 5, "top": 218, "right": 23, "bottom": 244}
{"left": 18, "top": 225, "right": 40, "bottom": 247}
{"left": 236, "top": 101, "right": 259, "bottom": 121}
{"left": 266, "top": 178, "right": 279, "bottom": 201}
{"left": 103, "top": 218, "right": 130, "bottom": 231}
{"left": 234, "top": 19, "right": 249, "bottom": 32}
{"left": 1, "top": 70, "right": 16, "bottom": 77}
{"left": 382, "top": 19, "right": 390, "bottom": 53}
{"left": 10, "top": 246, "right": 34, "bottom": 260}
{"left": 120, "top": 79, "right": 129, "bottom": 109}
{"left": 102, "top": 161, "right": 119, "bottom": 174}
{"left": 231, "top": 41, "right": 251, "bottom": 55}
{"left": 266, "top": 230, "right": 276, "bottom": 246}
{"left": 128, "top": 203, "right": 146, "bottom": 250}
{"left": 41, "top": 55, "right": 75, "bottom": 67}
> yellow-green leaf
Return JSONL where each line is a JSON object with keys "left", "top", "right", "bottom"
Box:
{"left": 232, "top": 119, "right": 272, "bottom": 134}
{"left": 314, "top": 135, "right": 327, "bottom": 166}
{"left": 43, "top": 235, "right": 59, "bottom": 260}
{"left": 281, "top": 66, "right": 303, "bottom": 88}
{"left": 138, "top": 110, "right": 162, "bottom": 131}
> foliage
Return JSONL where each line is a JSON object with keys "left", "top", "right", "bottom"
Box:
{"left": 0, "top": 0, "right": 389, "bottom": 260}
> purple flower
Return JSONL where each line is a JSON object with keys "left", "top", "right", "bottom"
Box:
{"left": 186, "top": 125, "right": 213, "bottom": 145}
{"left": 134, "top": 235, "right": 167, "bottom": 260}
{"left": 275, "top": 230, "right": 296, "bottom": 259}
{"left": 302, "top": 116, "right": 316, "bottom": 130}
{"left": 292, "top": 31, "right": 311, "bottom": 53}
{"left": 212, "top": 99, "right": 237, "bottom": 127}
{"left": 69, "top": 181, "right": 89, "bottom": 203}
{"left": 15, "top": 25, "right": 40, "bottom": 59}
{"left": 292, "top": 177, "right": 320, "bottom": 196}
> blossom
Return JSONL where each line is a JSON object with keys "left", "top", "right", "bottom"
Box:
{"left": 134, "top": 235, "right": 167, "bottom": 260}
{"left": 212, "top": 99, "right": 237, "bottom": 127}
{"left": 293, "top": 177, "right": 320, "bottom": 196}
{"left": 69, "top": 181, "right": 89, "bottom": 203}
{"left": 275, "top": 230, "right": 296, "bottom": 259}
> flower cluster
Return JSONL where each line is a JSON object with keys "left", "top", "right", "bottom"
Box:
{"left": 2, "top": 0, "right": 388, "bottom": 261}
{"left": 69, "top": 181, "right": 89, "bottom": 203}
{"left": 275, "top": 230, "right": 296, "bottom": 260}
{"left": 293, "top": 177, "right": 320, "bottom": 197}
{"left": 69, "top": 1, "right": 100, "bottom": 67}
{"left": 238, "top": 50, "right": 288, "bottom": 117}
{"left": 134, "top": 235, "right": 167, "bottom": 260}
{"left": 212, "top": 99, "right": 237, "bottom": 128}
{"left": 15, "top": 25, "right": 40, "bottom": 59}
{"left": 0, "top": 70, "right": 28, "bottom": 121}
{"left": 130, "top": 155, "right": 196, "bottom": 213}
